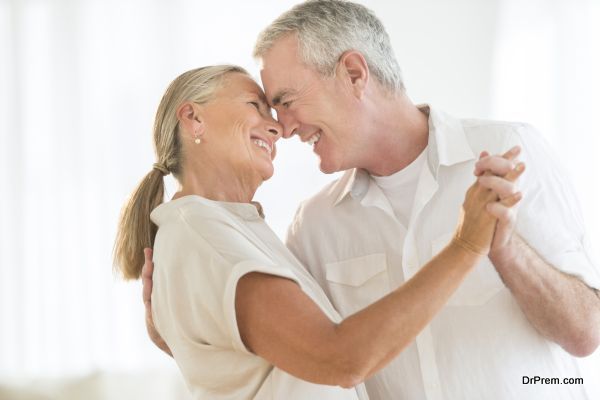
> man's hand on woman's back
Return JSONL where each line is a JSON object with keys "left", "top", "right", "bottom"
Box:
{"left": 142, "top": 248, "right": 173, "bottom": 357}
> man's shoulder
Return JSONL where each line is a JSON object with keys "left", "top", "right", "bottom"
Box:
{"left": 459, "top": 117, "right": 543, "bottom": 153}
{"left": 461, "top": 117, "right": 530, "bottom": 138}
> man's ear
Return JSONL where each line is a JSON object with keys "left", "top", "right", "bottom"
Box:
{"left": 176, "top": 102, "right": 205, "bottom": 138}
{"left": 337, "top": 50, "right": 369, "bottom": 99}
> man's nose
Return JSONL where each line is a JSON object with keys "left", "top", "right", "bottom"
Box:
{"left": 277, "top": 112, "right": 298, "bottom": 139}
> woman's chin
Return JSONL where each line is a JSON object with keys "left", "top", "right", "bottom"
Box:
{"left": 261, "top": 166, "right": 275, "bottom": 181}
{"left": 252, "top": 160, "right": 275, "bottom": 184}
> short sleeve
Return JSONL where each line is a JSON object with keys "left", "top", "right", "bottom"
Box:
{"left": 512, "top": 125, "right": 600, "bottom": 289}
{"left": 223, "top": 260, "right": 299, "bottom": 353}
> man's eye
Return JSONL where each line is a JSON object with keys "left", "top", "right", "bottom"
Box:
{"left": 249, "top": 101, "right": 260, "bottom": 109}
{"left": 282, "top": 101, "right": 291, "bottom": 108}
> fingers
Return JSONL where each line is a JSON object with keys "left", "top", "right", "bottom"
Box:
{"left": 474, "top": 151, "right": 490, "bottom": 176}
{"left": 486, "top": 199, "right": 519, "bottom": 224}
{"left": 474, "top": 156, "right": 515, "bottom": 177}
{"left": 487, "top": 194, "right": 520, "bottom": 250}
{"left": 143, "top": 248, "right": 153, "bottom": 271}
{"left": 142, "top": 248, "right": 154, "bottom": 306}
{"left": 502, "top": 161, "right": 525, "bottom": 183}
{"left": 500, "top": 191, "right": 522, "bottom": 207}
{"left": 501, "top": 145, "right": 521, "bottom": 160}
{"left": 474, "top": 146, "right": 521, "bottom": 176}
{"left": 477, "top": 175, "right": 516, "bottom": 198}
{"left": 477, "top": 162, "right": 525, "bottom": 199}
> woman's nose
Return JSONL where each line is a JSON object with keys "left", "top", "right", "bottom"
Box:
{"left": 266, "top": 121, "right": 283, "bottom": 141}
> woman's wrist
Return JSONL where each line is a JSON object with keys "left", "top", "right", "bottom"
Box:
{"left": 450, "top": 235, "right": 489, "bottom": 257}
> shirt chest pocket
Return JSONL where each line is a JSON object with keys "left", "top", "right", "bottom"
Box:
{"left": 432, "top": 232, "right": 505, "bottom": 306}
{"left": 325, "top": 253, "right": 391, "bottom": 317}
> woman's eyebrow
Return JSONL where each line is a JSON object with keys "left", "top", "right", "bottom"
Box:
{"left": 257, "top": 92, "right": 270, "bottom": 106}
{"left": 244, "top": 90, "right": 268, "bottom": 104}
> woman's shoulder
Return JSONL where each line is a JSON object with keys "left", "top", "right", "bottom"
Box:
{"left": 153, "top": 195, "right": 263, "bottom": 255}
{"left": 151, "top": 195, "right": 235, "bottom": 228}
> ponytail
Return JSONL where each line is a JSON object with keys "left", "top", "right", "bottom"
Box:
{"left": 113, "top": 168, "right": 165, "bottom": 279}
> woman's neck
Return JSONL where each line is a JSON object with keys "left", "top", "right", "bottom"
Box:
{"left": 174, "top": 160, "right": 261, "bottom": 203}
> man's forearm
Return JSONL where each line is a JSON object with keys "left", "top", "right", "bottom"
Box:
{"left": 491, "top": 235, "right": 600, "bottom": 357}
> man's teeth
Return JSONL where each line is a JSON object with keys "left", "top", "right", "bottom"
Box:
{"left": 307, "top": 132, "right": 321, "bottom": 146}
{"left": 253, "top": 139, "right": 272, "bottom": 154}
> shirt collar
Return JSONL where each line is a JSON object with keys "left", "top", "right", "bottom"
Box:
{"left": 332, "top": 104, "right": 475, "bottom": 207}
{"left": 219, "top": 200, "right": 264, "bottom": 220}
{"left": 180, "top": 195, "right": 265, "bottom": 220}
{"left": 333, "top": 168, "right": 368, "bottom": 206}
{"left": 422, "top": 104, "right": 475, "bottom": 172}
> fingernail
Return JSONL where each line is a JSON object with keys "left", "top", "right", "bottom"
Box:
{"left": 516, "top": 162, "right": 525, "bottom": 171}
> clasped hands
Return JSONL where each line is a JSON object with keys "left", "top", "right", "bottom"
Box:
{"left": 454, "top": 145, "right": 525, "bottom": 256}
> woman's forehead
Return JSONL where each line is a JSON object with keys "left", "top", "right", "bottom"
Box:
{"left": 220, "top": 73, "right": 268, "bottom": 103}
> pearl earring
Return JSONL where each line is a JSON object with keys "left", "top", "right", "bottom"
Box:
{"left": 194, "top": 131, "right": 201, "bottom": 144}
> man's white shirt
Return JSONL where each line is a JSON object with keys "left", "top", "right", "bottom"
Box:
{"left": 285, "top": 105, "right": 600, "bottom": 400}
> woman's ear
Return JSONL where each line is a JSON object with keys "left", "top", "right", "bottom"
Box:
{"left": 176, "top": 102, "right": 204, "bottom": 139}
{"left": 337, "top": 50, "right": 369, "bottom": 99}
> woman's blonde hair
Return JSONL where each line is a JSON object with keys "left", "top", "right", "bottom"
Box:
{"left": 113, "top": 65, "right": 248, "bottom": 280}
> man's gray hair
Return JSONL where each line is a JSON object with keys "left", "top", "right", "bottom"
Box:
{"left": 253, "top": 0, "right": 404, "bottom": 93}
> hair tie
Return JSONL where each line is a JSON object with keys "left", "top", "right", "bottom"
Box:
{"left": 153, "top": 163, "right": 170, "bottom": 176}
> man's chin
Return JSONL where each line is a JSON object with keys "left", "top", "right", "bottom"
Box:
{"left": 318, "top": 158, "right": 341, "bottom": 175}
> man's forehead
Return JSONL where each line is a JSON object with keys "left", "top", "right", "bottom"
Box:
{"left": 259, "top": 67, "right": 292, "bottom": 104}
{"left": 260, "top": 65, "right": 307, "bottom": 104}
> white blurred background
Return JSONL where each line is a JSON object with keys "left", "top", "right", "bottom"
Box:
{"left": 0, "top": 0, "right": 598, "bottom": 398}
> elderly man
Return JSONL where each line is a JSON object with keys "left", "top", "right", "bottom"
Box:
{"left": 143, "top": 1, "right": 600, "bottom": 399}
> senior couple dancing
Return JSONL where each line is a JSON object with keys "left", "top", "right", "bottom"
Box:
{"left": 113, "top": 1, "right": 600, "bottom": 399}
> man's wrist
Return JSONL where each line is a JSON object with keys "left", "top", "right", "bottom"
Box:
{"left": 489, "top": 235, "right": 520, "bottom": 270}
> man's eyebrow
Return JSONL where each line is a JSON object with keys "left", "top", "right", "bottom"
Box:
{"left": 271, "top": 89, "right": 295, "bottom": 106}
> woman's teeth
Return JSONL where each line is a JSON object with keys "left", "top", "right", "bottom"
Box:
{"left": 307, "top": 132, "right": 321, "bottom": 146}
{"left": 253, "top": 139, "right": 272, "bottom": 155}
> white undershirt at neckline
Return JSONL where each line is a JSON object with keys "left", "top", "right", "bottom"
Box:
{"left": 371, "top": 148, "right": 428, "bottom": 226}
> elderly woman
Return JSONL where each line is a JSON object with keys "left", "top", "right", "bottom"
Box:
{"left": 113, "top": 65, "right": 523, "bottom": 399}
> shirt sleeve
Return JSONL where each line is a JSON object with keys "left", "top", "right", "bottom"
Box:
{"left": 511, "top": 124, "right": 600, "bottom": 289}
{"left": 223, "top": 260, "right": 298, "bottom": 354}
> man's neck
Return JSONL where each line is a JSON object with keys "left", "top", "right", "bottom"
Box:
{"left": 361, "top": 92, "right": 429, "bottom": 177}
